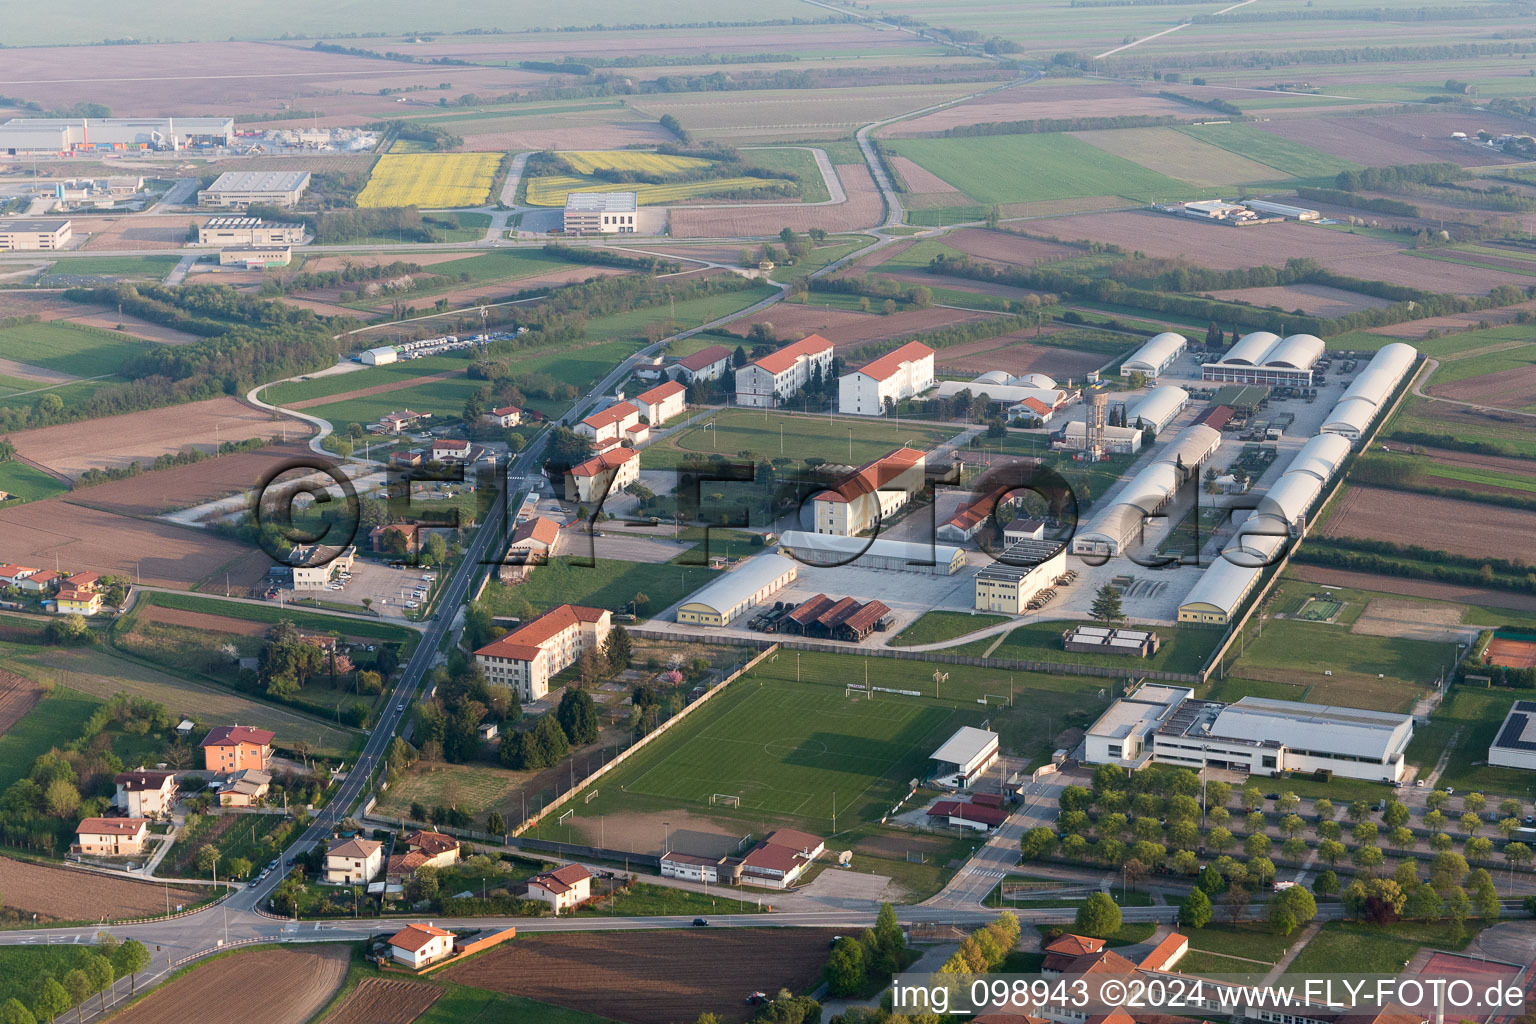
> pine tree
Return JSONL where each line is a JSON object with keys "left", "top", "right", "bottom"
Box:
{"left": 556, "top": 689, "right": 600, "bottom": 746}
{"left": 1090, "top": 584, "right": 1125, "bottom": 624}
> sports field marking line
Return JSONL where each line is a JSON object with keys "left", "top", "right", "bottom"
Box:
{"left": 1093, "top": 0, "right": 1258, "bottom": 59}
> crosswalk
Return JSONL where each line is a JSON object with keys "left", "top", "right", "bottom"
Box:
{"left": 968, "top": 868, "right": 1006, "bottom": 880}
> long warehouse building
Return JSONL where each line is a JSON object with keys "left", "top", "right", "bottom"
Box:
{"left": 1321, "top": 342, "right": 1418, "bottom": 443}
{"left": 1202, "top": 331, "right": 1325, "bottom": 387}
{"left": 1125, "top": 384, "right": 1189, "bottom": 435}
{"left": 198, "top": 171, "right": 310, "bottom": 208}
{"left": 675, "top": 553, "right": 798, "bottom": 627}
{"left": 1071, "top": 423, "right": 1221, "bottom": 557}
{"left": 778, "top": 530, "right": 966, "bottom": 575}
{"left": 1121, "top": 332, "right": 1187, "bottom": 378}
{"left": 0, "top": 117, "right": 234, "bottom": 155}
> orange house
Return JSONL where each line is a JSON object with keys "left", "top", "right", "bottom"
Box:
{"left": 200, "top": 725, "right": 275, "bottom": 773}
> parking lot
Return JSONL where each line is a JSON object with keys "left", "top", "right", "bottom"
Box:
{"left": 275, "top": 557, "right": 435, "bottom": 621}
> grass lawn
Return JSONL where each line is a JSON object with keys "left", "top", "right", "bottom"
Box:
{"left": 742, "top": 146, "right": 832, "bottom": 203}
{"left": 374, "top": 759, "right": 523, "bottom": 819}
{"left": 1175, "top": 123, "right": 1363, "bottom": 179}
{"left": 0, "top": 460, "right": 70, "bottom": 503}
{"left": 415, "top": 983, "right": 620, "bottom": 1024}
{"left": 51, "top": 254, "right": 181, "bottom": 278}
{"left": 478, "top": 558, "right": 719, "bottom": 620}
{"left": 1387, "top": 395, "right": 1536, "bottom": 460}
{"left": 1285, "top": 920, "right": 1479, "bottom": 976}
{"left": 0, "top": 320, "right": 161, "bottom": 377}
{"left": 0, "top": 685, "right": 100, "bottom": 789}
{"left": 1178, "top": 949, "right": 1269, "bottom": 976}
{"left": 574, "top": 880, "right": 770, "bottom": 917}
{"left": 303, "top": 374, "right": 484, "bottom": 434}
{"left": 887, "top": 134, "right": 1201, "bottom": 205}
{"left": 405, "top": 248, "right": 573, "bottom": 289}
{"left": 639, "top": 408, "right": 957, "bottom": 470}
{"left": 1227, "top": 617, "right": 1445, "bottom": 710}
{"left": 1185, "top": 923, "right": 1301, "bottom": 964}
{"left": 140, "top": 591, "right": 419, "bottom": 648}
{"left": 259, "top": 354, "right": 469, "bottom": 407}
{"left": 887, "top": 610, "right": 1011, "bottom": 648}
{"left": 1406, "top": 685, "right": 1536, "bottom": 796}
{"left": 960, "top": 620, "right": 1222, "bottom": 675}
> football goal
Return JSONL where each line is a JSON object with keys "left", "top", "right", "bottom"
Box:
{"left": 558, "top": 809, "right": 574, "bottom": 824}
{"left": 584, "top": 789, "right": 600, "bottom": 804}
{"left": 710, "top": 793, "right": 741, "bottom": 807}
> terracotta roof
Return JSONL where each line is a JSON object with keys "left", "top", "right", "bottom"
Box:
{"left": 329, "top": 837, "right": 381, "bottom": 859}
{"left": 77, "top": 817, "right": 147, "bottom": 836}
{"left": 56, "top": 588, "right": 97, "bottom": 603}
{"left": 389, "top": 923, "right": 453, "bottom": 953}
{"left": 786, "top": 594, "right": 833, "bottom": 625}
{"left": 491, "top": 405, "right": 520, "bottom": 416}
{"left": 66, "top": 572, "right": 101, "bottom": 587}
{"left": 1198, "top": 404, "right": 1234, "bottom": 429}
{"left": 1020, "top": 397, "right": 1052, "bottom": 416}
{"left": 975, "top": 1014, "right": 1050, "bottom": 1024}
{"left": 637, "top": 380, "right": 685, "bottom": 405}
{"left": 26, "top": 570, "right": 61, "bottom": 584}
{"left": 0, "top": 564, "right": 38, "bottom": 577}
{"left": 971, "top": 792, "right": 1005, "bottom": 808}
{"left": 115, "top": 769, "right": 175, "bottom": 792}
{"left": 511, "top": 516, "right": 561, "bottom": 548}
{"left": 740, "top": 841, "right": 805, "bottom": 875}
{"left": 751, "top": 334, "right": 833, "bottom": 376}
{"left": 854, "top": 340, "right": 934, "bottom": 383}
{"left": 676, "top": 344, "right": 731, "bottom": 372}
{"left": 200, "top": 725, "right": 275, "bottom": 748}
{"left": 473, "top": 604, "right": 607, "bottom": 663}
{"left": 569, "top": 447, "right": 638, "bottom": 478}
{"left": 813, "top": 447, "right": 925, "bottom": 504}
{"left": 405, "top": 830, "right": 460, "bottom": 857}
{"left": 927, "top": 800, "right": 1008, "bottom": 826}
{"left": 1045, "top": 934, "right": 1106, "bottom": 957}
{"left": 947, "top": 485, "right": 1013, "bottom": 531}
{"left": 431, "top": 438, "right": 470, "bottom": 451}
{"left": 530, "top": 863, "right": 591, "bottom": 895}
{"left": 841, "top": 600, "right": 889, "bottom": 634}
{"left": 581, "top": 401, "right": 639, "bottom": 432}
{"left": 1138, "top": 932, "right": 1189, "bottom": 971}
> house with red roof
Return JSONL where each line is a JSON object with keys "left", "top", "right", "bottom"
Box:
{"left": 0, "top": 565, "right": 39, "bottom": 588}
{"left": 481, "top": 405, "right": 521, "bottom": 428}
{"left": 926, "top": 798, "right": 1009, "bottom": 831}
{"left": 838, "top": 340, "right": 935, "bottom": 416}
{"left": 200, "top": 724, "right": 274, "bottom": 773}
{"left": 735, "top": 334, "right": 834, "bottom": 408}
{"left": 575, "top": 400, "right": 642, "bottom": 451}
{"left": 812, "top": 446, "right": 927, "bottom": 536}
{"left": 17, "top": 569, "right": 61, "bottom": 593}
{"left": 387, "top": 923, "right": 455, "bottom": 967}
{"left": 565, "top": 446, "right": 639, "bottom": 504}
{"left": 526, "top": 864, "right": 592, "bottom": 914}
{"left": 634, "top": 379, "right": 686, "bottom": 427}
{"left": 666, "top": 344, "right": 732, "bottom": 384}
{"left": 735, "top": 829, "right": 824, "bottom": 889}
{"left": 75, "top": 817, "right": 150, "bottom": 858}
{"left": 473, "top": 604, "right": 611, "bottom": 701}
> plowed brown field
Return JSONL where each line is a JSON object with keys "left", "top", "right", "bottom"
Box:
{"left": 323, "top": 978, "right": 441, "bottom": 1024}
{"left": 0, "top": 670, "right": 43, "bottom": 737}
{"left": 1320, "top": 485, "right": 1536, "bottom": 562}
{"left": 1432, "top": 365, "right": 1536, "bottom": 410}
{"left": 0, "top": 857, "right": 199, "bottom": 922}
{"left": 936, "top": 330, "right": 1110, "bottom": 380}
{"left": 63, "top": 442, "right": 315, "bottom": 516}
{"left": 443, "top": 929, "right": 839, "bottom": 1024}
{"left": 106, "top": 947, "right": 349, "bottom": 1024}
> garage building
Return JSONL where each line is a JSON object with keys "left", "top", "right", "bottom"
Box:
{"left": 198, "top": 170, "right": 311, "bottom": 208}
{"left": 675, "top": 553, "right": 798, "bottom": 627}
{"left": 1121, "top": 332, "right": 1187, "bottom": 379}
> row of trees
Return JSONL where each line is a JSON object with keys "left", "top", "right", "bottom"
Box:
{"left": 823, "top": 902, "right": 909, "bottom": 995}
{"left": 0, "top": 938, "right": 151, "bottom": 1024}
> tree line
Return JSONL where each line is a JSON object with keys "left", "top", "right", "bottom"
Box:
{"left": 937, "top": 113, "right": 1180, "bottom": 138}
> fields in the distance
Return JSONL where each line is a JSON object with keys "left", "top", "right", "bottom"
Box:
{"left": 1321, "top": 485, "right": 1536, "bottom": 563}
{"left": 0, "top": 320, "right": 158, "bottom": 379}
{"left": 638, "top": 408, "right": 957, "bottom": 470}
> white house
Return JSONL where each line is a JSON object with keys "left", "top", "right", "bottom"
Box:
{"left": 634, "top": 379, "right": 686, "bottom": 427}
{"left": 735, "top": 334, "right": 834, "bottom": 408}
{"left": 838, "top": 341, "right": 934, "bottom": 416}
{"left": 667, "top": 344, "right": 732, "bottom": 384}
{"left": 526, "top": 864, "right": 592, "bottom": 913}
{"left": 660, "top": 851, "right": 727, "bottom": 883}
{"left": 387, "top": 923, "right": 455, "bottom": 968}
{"left": 481, "top": 405, "right": 521, "bottom": 428}
{"left": 114, "top": 769, "right": 178, "bottom": 819}
{"left": 325, "top": 837, "right": 382, "bottom": 884}
{"left": 565, "top": 447, "right": 640, "bottom": 505}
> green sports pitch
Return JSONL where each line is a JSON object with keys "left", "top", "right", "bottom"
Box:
{"left": 590, "top": 676, "right": 975, "bottom": 826}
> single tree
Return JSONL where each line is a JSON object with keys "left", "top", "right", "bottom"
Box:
{"left": 0, "top": 999, "right": 34, "bottom": 1024}
{"left": 1089, "top": 585, "right": 1125, "bottom": 625}
{"left": 1075, "top": 892, "right": 1122, "bottom": 938}
{"left": 34, "top": 978, "right": 69, "bottom": 1024}
{"left": 823, "top": 936, "right": 867, "bottom": 996}
{"left": 112, "top": 941, "right": 150, "bottom": 994}
{"left": 62, "top": 971, "right": 89, "bottom": 1024}
{"left": 1180, "top": 887, "right": 1213, "bottom": 929}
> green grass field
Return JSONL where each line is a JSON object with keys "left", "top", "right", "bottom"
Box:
{"left": 1226, "top": 615, "right": 1446, "bottom": 712}
{"left": 304, "top": 374, "right": 485, "bottom": 434}
{"left": 1175, "top": 123, "right": 1363, "bottom": 180}
{"left": 888, "top": 134, "right": 1197, "bottom": 205}
{"left": 741, "top": 147, "right": 832, "bottom": 203}
{"left": 639, "top": 409, "right": 957, "bottom": 470}
{"left": 0, "top": 685, "right": 100, "bottom": 789}
{"left": 0, "top": 460, "right": 69, "bottom": 503}
{"left": 259, "top": 355, "right": 468, "bottom": 407}
{"left": 479, "top": 558, "right": 718, "bottom": 620}
{"left": 546, "top": 675, "right": 970, "bottom": 829}
{"left": 887, "top": 611, "right": 1010, "bottom": 648}
{"left": 1075, "top": 126, "right": 1290, "bottom": 188}
{"left": 0, "top": 321, "right": 160, "bottom": 378}
{"left": 955, "top": 620, "right": 1222, "bottom": 675}
{"left": 50, "top": 255, "right": 180, "bottom": 278}
{"left": 1285, "top": 921, "right": 1477, "bottom": 975}
{"left": 1406, "top": 686, "right": 1536, "bottom": 794}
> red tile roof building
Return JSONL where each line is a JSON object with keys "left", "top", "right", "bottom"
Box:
{"left": 526, "top": 863, "right": 592, "bottom": 913}
{"left": 634, "top": 379, "right": 687, "bottom": 427}
{"left": 199, "top": 725, "right": 274, "bottom": 773}
{"left": 738, "top": 829, "right": 824, "bottom": 889}
{"left": 668, "top": 344, "right": 732, "bottom": 383}
{"left": 75, "top": 817, "right": 150, "bottom": 857}
{"left": 735, "top": 334, "right": 834, "bottom": 408}
{"left": 565, "top": 446, "right": 639, "bottom": 504}
{"left": 473, "top": 604, "right": 611, "bottom": 701}
{"left": 576, "top": 401, "right": 641, "bottom": 450}
{"left": 813, "top": 446, "right": 927, "bottom": 536}
{"left": 838, "top": 341, "right": 935, "bottom": 416}
{"left": 387, "top": 923, "right": 455, "bottom": 967}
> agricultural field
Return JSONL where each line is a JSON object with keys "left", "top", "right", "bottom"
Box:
{"left": 0, "top": 460, "right": 70, "bottom": 503}
{"left": 0, "top": 321, "right": 160, "bottom": 379}
{"left": 443, "top": 929, "right": 839, "bottom": 1024}
{"left": 1074, "top": 127, "right": 1289, "bottom": 189}
{"left": 0, "top": 684, "right": 99, "bottom": 789}
{"left": 0, "top": 856, "right": 199, "bottom": 923}
{"left": 105, "top": 947, "right": 350, "bottom": 1024}
{"left": 886, "top": 134, "right": 1199, "bottom": 206}
{"left": 1321, "top": 485, "right": 1536, "bottom": 563}
{"left": 560, "top": 151, "right": 713, "bottom": 175}
{"left": 322, "top": 978, "right": 442, "bottom": 1024}
{"left": 0, "top": 669, "right": 43, "bottom": 737}
{"left": 357, "top": 153, "right": 502, "bottom": 209}
{"left": 639, "top": 408, "right": 957, "bottom": 470}
{"left": 524, "top": 174, "right": 795, "bottom": 207}
{"left": 1175, "top": 123, "right": 1363, "bottom": 180}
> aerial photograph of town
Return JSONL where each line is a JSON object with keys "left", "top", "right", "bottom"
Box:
{"left": 1, "top": 0, "right": 1535, "bottom": 1021}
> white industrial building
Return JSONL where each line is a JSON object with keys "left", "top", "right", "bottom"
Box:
{"left": 1321, "top": 343, "right": 1417, "bottom": 443}
{"left": 1124, "top": 385, "right": 1188, "bottom": 435}
{"left": 198, "top": 170, "right": 311, "bottom": 208}
{"left": 736, "top": 334, "right": 834, "bottom": 408}
{"left": 930, "top": 726, "right": 1000, "bottom": 788}
{"left": 932, "top": 377, "right": 1074, "bottom": 412}
{"left": 1242, "top": 199, "right": 1321, "bottom": 221}
{"left": 1087, "top": 688, "right": 1413, "bottom": 782}
{"left": 1285, "top": 432, "right": 1352, "bottom": 485}
{"left": 1489, "top": 700, "right": 1536, "bottom": 771}
{"left": 1056, "top": 420, "right": 1143, "bottom": 454}
{"left": 562, "top": 191, "right": 637, "bottom": 234}
{"left": 0, "top": 116, "right": 234, "bottom": 155}
{"left": 838, "top": 341, "right": 934, "bottom": 415}
{"left": 361, "top": 346, "right": 398, "bottom": 366}
{"left": 0, "top": 219, "right": 72, "bottom": 251}
{"left": 1071, "top": 423, "right": 1221, "bottom": 557}
{"left": 197, "top": 217, "right": 306, "bottom": 247}
{"left": 1176, "top": 530, "right": 1285, "bottom": 625}
{"left": 1121, "top": 333, "right": 1187, "bottom": 378}
{"left": 675, "top": 553, "right": 798, "bottom": 627}
{"left": 1203, "top": 332, "right": 1325, "bottom": 387}
{"left": 778, "top": 530, "right": 965, "bottom": 575}
{"left": 974, "top": 539, "right": 1068, "bottom": 612}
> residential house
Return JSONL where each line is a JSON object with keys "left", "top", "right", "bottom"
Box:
{"left": 370, "top": 523, "right": 424, "bottom": 555}
{"left": 666, "top": 344, "right": 731, "bottom": 384}
{"left": 429, "top": 438, "right": 473, "bottom": 464}
{"left": 75, "top": 817, "right": 149, "bottom": 858}
{"left": 565, "top": 447, "right": 639, "bottom": 505}
{"left": 218, "top": 769, "right": 272, "bottom": 807}
{"left": 65, "top": 571, "right": 102, "bottom": 591}
{"left": 737, "top": 829, "right": 824, "bottom": 889}
{"left": 1009, "top": 396, "right": 1056, "bottom": 425}
{"left": 114, "top": 769, "right": 178, "bottom": 818}
{"left": 18, "top": 569, "right": 62, "bottom": 593}
{"left": 498, "top": 516, "right": 564, "bottom": 583}
{"left": 473, "top": 604, "right": 611, "bottom": 701}
{"left": 735, "top": 334, "right": 834, "bottom": 408}
{"left": 837, "top": 341, "right": 935, "bottom": 416}
{"left": 574, "top": 401, "right": 642, "bottom": 452}
{"left": 0, "top": 565, "right": 39, "bottom": 588}
{"left": 325, "top": 837, "right": 383, "bottom": 884}
{"left": 199, "top": 724, "right": 274, "bottom": 773}
{"left": 379, "top": 410, "right": 427, "bottom": 434}
{"left": 402, "top": 830, "right": 461, "bottom": 870}
{"left": 526, "top": 864, "right": 592, "bottom": 914}
{"left": 633, "top": 379, "right": 686, "bottom": 427}
{"left": 387, "top": 923, "right": 455, "bottom": 968}
{"left": 55, "top": 588, "right": 103, "bottom": 616}
{"left": 481, "top": 405, "right": 521, "bottom": 428}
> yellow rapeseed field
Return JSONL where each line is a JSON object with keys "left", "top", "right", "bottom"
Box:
{"left": 525, "top": 175, "right": 794, "bottom": 206}
{"left": 356, "top": 153, "right": 502, "bottom": 209}
{"left": 560, "top": 150, "right": 714, "bottom": 175}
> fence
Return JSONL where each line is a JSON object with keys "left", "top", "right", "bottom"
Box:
{"left": 630, "top": 628, "right": 1200, "bottom": 684}
{"left": 514, "top": 643, "right": 783, "bottom": 836}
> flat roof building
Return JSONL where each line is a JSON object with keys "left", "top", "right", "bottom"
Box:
{"left": 563, "top": 191, "right": 638, "bottom": 234}
{"left": 1084, "top": 684, "right": 1193, "bottom": 768}
{"left": 974, "top": 539, "right": 1067, "bottom": 613}
{"left": 198, "top": 217, "right": 305, "bottom": 247}
{"left": 218, "top": 245, "right": 291, "bottom": 268}
{"left": 199, "top": 170, "right": 310, "bottom": 208}
{"left": 676, "top": 552, "right": 798, "bottom": 627}
{"left": 0, "top": 116, "right": 233, "bottom": 155}
{"left": 1488, "top": 700, "right": 1536, "bottom": 771}
{"left": 0, "top": 219, "right": 71, "bottom": 251}
{"left": 931, "top": 726, "right": 1001, "bottom": 788}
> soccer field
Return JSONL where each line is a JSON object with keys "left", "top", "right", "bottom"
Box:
{"left": 605, "top": 678, "right": 967, "bottom": 824}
